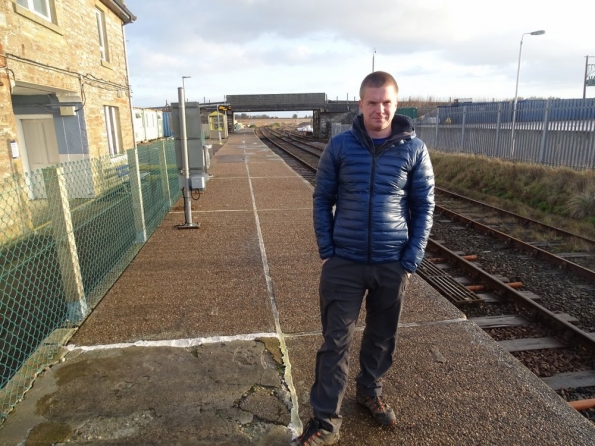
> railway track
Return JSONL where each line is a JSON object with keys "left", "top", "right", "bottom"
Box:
{"left": 257, "top": 127, "right": 318, "bottom": 183}
{"left": 434, "top": 189, "right": 595, "bottom": 281}
{"left": 256, "top": 126, "right": 595, "bottom": 422}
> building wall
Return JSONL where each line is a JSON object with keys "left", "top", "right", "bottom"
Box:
{"left": 133, "top": 108, "right": 163, "bottom": 142}
{"left": 0, "top": 54, "right": 19, "bottom": 182}
{"left": 0, "top": 0, "right": 134, "bottom": 181}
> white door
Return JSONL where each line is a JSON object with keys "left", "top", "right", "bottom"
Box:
{"left": 19, "top": 118, "right": 60, "bottom": 199}
{"left": 19, "top": 115, "right": 95, "bottom": 200}
{"left": 22, "top": 118, "right": 60, "bottom": 171}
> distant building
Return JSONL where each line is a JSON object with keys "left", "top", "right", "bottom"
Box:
{"left": 0, "top": 0, "right": 136, "bottom": 181}
{"left": 133, "top": 108, "right": 164, "bottom": 142}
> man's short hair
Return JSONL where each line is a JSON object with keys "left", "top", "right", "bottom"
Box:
{"left": 359, "top": 71, "right": 399, "bottom": 100}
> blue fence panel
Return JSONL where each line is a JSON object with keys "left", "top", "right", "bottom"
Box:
{"left": 414, "top": 98, "right": 595, "bottom": 169}
{"left": 163, "top": 112, "right": 173, "bottom": 137}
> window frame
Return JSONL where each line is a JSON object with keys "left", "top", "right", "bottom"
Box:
{"left": 96, "top": 7, "right": 110, "bottom": 62}
{"left": 14, "top": 0, "right": 62, "bottom": 34}
{"left": 104, "top": 106, "right": 122, "bottom": 156}
{"left": 16, "top": 0, "right": 52, "bottom": 22}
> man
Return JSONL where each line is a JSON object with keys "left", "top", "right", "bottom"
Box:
{"left": 291, "top": 71, "right": 435, "bottom": 445}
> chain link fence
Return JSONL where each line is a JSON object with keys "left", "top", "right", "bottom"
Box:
{"left": 0, "top": 139, "right": 181, "bottom": 422}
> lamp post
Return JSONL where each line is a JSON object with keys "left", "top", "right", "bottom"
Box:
{"left": 510, "top": 30, "right": 545, "bottom": 158}
{"left": 217, "top": 105, "right": 222, "bottom": 144}
{"left": 584, "top": 56, "right": 595, "bottom": 99}
{"left": 372, "top": 48, "right": 376, "bottom": 72}
{"left": 182, "top": 76, "right": 191, "bottom": 101}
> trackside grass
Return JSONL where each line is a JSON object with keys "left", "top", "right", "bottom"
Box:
{"left": 429, "top": 151, "right": 595, "bottom": 239}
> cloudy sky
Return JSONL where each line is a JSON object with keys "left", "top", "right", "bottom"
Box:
{"left": 124, "top": 0, "right": 595, "bottom": 112}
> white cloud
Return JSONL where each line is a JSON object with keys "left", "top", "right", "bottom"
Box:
{"left": 124, "top": 0, "right": 595, "bottom": 108}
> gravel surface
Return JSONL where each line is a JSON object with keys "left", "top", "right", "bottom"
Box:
{"left": 430, "top": 220, "right": 595, "bottom": 334}
{"left": 437, "top": 195, "right": 595, "bottom": 272}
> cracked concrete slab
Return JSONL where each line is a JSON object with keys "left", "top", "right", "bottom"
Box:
{"left": 0, "top": 341, "right": 292, "bottom": 445}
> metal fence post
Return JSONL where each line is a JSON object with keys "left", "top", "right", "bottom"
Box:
{"left": 435, "top": 108, "right": 440, "bottom": 150}
{"left": 461, "top": 105, "right": 467, "bottom": 152}
{"left": 587, "top": 101, "right": 595, "bottom": 170}
{"left": 42, "top": 166, "right": 88, "bottom": 322}
{"left": 495, "top": 103, "right": 502, "bottom": 157}
{"left": 159, "top": 140, "right": 172, "bottom": 208}
{"left": 587, "top": 122, "right": 595, "bottom": 170}
{"left": 539, "top": 99, "right": 551, "bottom": 164}
{"left": 127, "top": 148, "right": 147, "bottom": 242}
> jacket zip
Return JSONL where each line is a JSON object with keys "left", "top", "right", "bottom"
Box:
{"left": 366, "top": 140, "right": 387, "bottom": 264}
{"left": 367, "top": 154, "right": 376, "bottom": 264}
{"left": 366, "top": 140, "right": 404, "bottom": 264}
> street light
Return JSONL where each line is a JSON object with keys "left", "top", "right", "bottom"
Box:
{"left": 182, "top": 76, "right": 191, "bottom": 101}
{"left": 372, "top": 48, "right": 376, "bottom": 72}
{"left": 584, "top": 56, "right": 595, "bottom": 99}
{"left": 217, "top": 105, "right": 222, "bottom": 144}
{"left": 510, "top": 30, "right": 545, "bottom": 158}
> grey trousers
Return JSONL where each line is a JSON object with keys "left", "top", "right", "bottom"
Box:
{"left": 310, "top": 256, "right": 409, "bottom": 432}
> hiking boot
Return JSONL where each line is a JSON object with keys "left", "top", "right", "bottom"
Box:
{"left": 356, "top": 393, "right": 397, "bottom": 426}
{"left": 290, "top": 418, "right": 340, "bottom": 445}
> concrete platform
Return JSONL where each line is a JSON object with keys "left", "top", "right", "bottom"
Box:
{"left": 1, "top": 130, "right": 594, "bottom": 445}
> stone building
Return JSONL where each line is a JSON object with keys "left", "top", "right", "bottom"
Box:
{"left": 0, "top": 0, "right": 136, "bottom": 182}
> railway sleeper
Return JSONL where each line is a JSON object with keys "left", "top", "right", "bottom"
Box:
{"left": 498, "top": 337, "right": 565, "bottom": 352}
{"left": 542, "top": 370, "right": 595, "bottom": 391}
{"left": 417, "top": 258, "right": 484, "bottom": 305}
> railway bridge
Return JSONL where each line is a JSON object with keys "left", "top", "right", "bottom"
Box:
{"left": 206, "top": 93, "right": 360, "bottom": 139}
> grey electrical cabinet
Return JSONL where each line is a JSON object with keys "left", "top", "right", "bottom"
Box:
{"left": 171, "top": 101, "right": 209, "bottom": 190}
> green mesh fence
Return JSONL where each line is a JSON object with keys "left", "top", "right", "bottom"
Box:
{"left": 0, "top": 139, "right": 181, "bottom": 422}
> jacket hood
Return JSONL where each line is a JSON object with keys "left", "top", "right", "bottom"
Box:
{"left": 352, "top": 113, "right": 416, "bottom": 144}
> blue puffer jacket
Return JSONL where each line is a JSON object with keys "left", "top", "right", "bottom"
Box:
{"left": 313, "top": 114, "right": 435, "bottom": 273}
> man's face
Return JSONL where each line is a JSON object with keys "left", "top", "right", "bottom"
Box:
{"left": 359, "top": 84, "right": 398, "bottom": 137}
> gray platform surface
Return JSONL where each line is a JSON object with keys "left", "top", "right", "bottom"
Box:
{"left": 1, "top": 130, "right": 594, "bottom": 445}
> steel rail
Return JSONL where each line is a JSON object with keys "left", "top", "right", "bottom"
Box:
{"left": 427, "top": 239, "right": 595, "bottom": 352}
{"left": 268, "top": 129, "right": 325, "bottom": 156}
{"left": 436, "top": 187, "right": 595, "bottom": 245}
{"left": 435, "top": 205, "right": 595, "bottom": 283}
{"left": 258, "top": 128, "right": 318, "bottom": 173}
{"left": 281, "top": 131, "right": 326, "bottom": 151}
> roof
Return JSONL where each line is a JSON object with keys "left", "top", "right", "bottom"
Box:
{"left": 99, "top": 0, "right": 137, "bottom": 24}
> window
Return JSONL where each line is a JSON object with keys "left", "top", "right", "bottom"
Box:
{"left": 96, "top": 7, "right": 109, "bottom": 61}
{"left": 17, "top": 0, "right": 52, "bottom": 21}
{"left": 104, "top": 106, "right": 122, "bottom": 156}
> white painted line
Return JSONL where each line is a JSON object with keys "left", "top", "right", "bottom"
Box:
{"left": 169, "top": 210, "right": 253, "bottom": 214}
{"left": 244, "top": 141, "right": 302, "bottom": 435}
{"left": 236, "top": 175, "right": 301, "bottom": 178}
{"left": 67, "top": 332, "right": 278, "bottom": 352}
{"left": 169, "top": 207, "right": 313, "bottom": 215}
{"left": 248, "top": 207, "right": 313, "bottom": 212}
{"left": 283, "top": 317, "right": 470, "bottom": 339}
{"left": 208, "top": 175, "right": 300, "bottom": 179}
{"left": 399, "top": 317, "right": 468, "bottom": 328}
{"left": 66, "top": 317, "right": 470, "bottom": 352}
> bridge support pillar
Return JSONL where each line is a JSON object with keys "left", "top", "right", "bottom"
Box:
{"left": 313, "top": 110, "right": 321, "bottom": 138}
